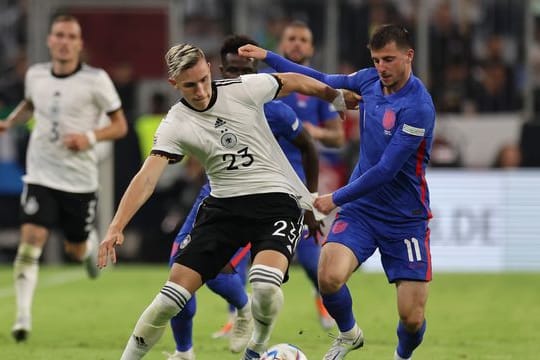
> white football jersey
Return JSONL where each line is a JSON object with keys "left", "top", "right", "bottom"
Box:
{"left": 24, "top": 63, "right": 121, "bottom": 193}
{"left": 152, "top": 73, "right": 321, "bottom": 217}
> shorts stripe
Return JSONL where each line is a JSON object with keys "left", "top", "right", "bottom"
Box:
{"left": 424, "top": 227, "right": 432, "bottom": 281}
{"left": 230, "top": 243, "right": 251, "bottom": 268}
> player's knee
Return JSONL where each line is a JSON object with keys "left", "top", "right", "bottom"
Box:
{"left": 399, "top": 313, "right": 425, "bottom": 332}
{"left": 318, "top": 270, "right": 346, "bottom": 294}
{"left": 64, "top": 243, "right": 85, "bottom": 261}
{"left": 249, "top": 265, "right": 284, "bottom": 318}
{"left": 152, "top": 293, "right": 181, "bottom": 321}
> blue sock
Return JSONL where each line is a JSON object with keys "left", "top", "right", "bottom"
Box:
{"left": 206, "top": 272, "right": 248, "bottom": 309}
{"left": 322, "top": 285, "right": 355, "bottom": 332}
{"left": 235, "top": 255, "right": 249, "bottom": 287}
{"left": 296, "top": 236, "right": 321, "bottom": 290}
{"left": 170, "top": 295, "right": 197, "bottom": 351}
{"left": 396, "top": 319, "right": 426, "bottom": 358}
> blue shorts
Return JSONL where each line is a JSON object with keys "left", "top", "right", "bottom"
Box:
{"left": 325, "top": 211, "right": 432, "bottom": 283}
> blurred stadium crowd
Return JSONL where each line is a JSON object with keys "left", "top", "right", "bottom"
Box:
{"left": 1, "top": 0, "right": 539, "bottom": 262}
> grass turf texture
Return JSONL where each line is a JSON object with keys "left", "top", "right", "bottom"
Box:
{"left": 0, "top": 265, "right": 538, "bottom": 359}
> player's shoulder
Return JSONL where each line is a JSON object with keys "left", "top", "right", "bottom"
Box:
{"left": 79, "top": 63, "right": 110, "bottom": 79}
{"left": 412, "top": 78, "right": 435, "bottom": 112}
{"left": 168, "top": 99, "right": 199, "bottom": 121}
{"left": 26, "top": 62, "right": 52, "bottom": 77}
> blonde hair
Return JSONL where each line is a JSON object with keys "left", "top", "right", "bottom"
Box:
{"left": 165, "top": 43, "right": 206, "bottom": 79}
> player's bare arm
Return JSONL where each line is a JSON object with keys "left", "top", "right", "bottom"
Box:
{"left": 274, "top": 72, "right": 347, "bottom": 116}
{"left": 0, "top": 100, "right": 34, "bottom": 133}
{"left": 303, "top": 119, "right": 345, "bottom": 148}
{"left": 98, "top": 154, "right": 173, "bottom": 268}
{"left": 64, "top": 109, "right": 128, "bottom": 151}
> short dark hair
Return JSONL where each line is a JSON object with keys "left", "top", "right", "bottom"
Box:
{"left": 369, "top": 24, "right": 412, "bottom": 51}
{"left": 49, "top": 14, "right": 80, "bottom": 33}
{"left": 220, "top": 34, "right": 259, "bottom": 64}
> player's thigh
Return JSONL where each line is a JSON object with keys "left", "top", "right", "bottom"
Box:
{"left": 58, "top": 190, "right": 98, "bottom": 243}
{"left": 175, "top": 200, "right": 246, "bottom": 284}
{"left": 378, "top": 221, "right": 432, "bottom": 283}
{"left": 247, "top": 195, "right": 303, "bottom": 271}
{"left": 20, "top": 184, "right": 58, "bottom": 237}
{"left": 324, "top": 213, "right": 378, "bottom": 270}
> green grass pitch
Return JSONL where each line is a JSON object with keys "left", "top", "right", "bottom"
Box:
{"left": 0, "top": 265, "right": 538, "bottom": 359}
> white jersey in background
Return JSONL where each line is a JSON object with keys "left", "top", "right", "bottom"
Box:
{"left": 152, "top": 73, "right": 323, "bottom": 219}
{"left": 23, "top": 62, "right": 121, "bottom": 193}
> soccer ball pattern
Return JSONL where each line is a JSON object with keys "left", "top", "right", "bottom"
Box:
{"left": 260, "top": 343, "right": 308, "bottom": 360}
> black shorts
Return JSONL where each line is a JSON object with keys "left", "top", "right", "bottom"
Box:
{"left": 20, "top": 183, "right": 98, "bottom": 243}
{"left": 173, "top": 192, "right": 303, "bottom": 283}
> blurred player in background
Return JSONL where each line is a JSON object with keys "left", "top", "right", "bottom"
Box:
{"left": 272, "top": 19, "right": 345, "bottom": 330}
{"left": 240, "top": 24, "right": 435, "bottom": 360}
{"left": 97, "top": 43, "right": 350, "bottom": 360}
{"left": 0, "top": 14, "right": 127, "bottom": 342}
{"left": 164, "top": 34, "right": 321, "bottom": 360}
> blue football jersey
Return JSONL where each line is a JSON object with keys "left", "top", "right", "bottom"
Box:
{"left": 263, "top": 54, "right": 436, "bottom": 221}
{"left": 264, "top": 100, "right": 305, "bottom": 182}
{"left": 335, "top": 68, "right": 435, "bottom": 221}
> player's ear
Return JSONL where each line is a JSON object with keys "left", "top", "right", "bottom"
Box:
{"left": 406, "top": 49, "right": 414, "bottom": 63}
{"left": 168, "top": 78, "right": 177, "bottom": 88}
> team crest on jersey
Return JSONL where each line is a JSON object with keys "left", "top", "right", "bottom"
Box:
{"left": 221, "top": 133, "right": 237, "bottom": 148}
{"left": 382, "top": 108, "right": 396, "bottom": 135}
{"left": 179, "top": 234, "right": 192, "bottom": 249}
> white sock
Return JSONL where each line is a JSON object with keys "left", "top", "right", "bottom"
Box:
{"left": 237, "top": 296, "right": 251, "bottom": 317}
{"left": 120, "top": 281, "right": 191, "bottom": 360}
{"left": 248, "top": 265, "right": 284, "bottom": 353}
{"left": 82, "top": 229, "right": 98, "bottom": 260}
{"left": 13, "top": 243, "right": 42, "bottom": 325}
{"left": 341, "top": 323, "right": 361, "bottom": 339}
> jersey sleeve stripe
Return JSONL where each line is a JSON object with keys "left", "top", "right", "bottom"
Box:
{"left": 106, "top": 106, "right": 123, "bottom": 115}
{"left": 150, "top": 150, "right": 183, "bottom": 164}
{"left": 269, "top": 74, "right": 283, "bottom": 99}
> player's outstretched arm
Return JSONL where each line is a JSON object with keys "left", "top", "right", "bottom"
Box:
{"left": 98, "top": 155, "right": 170, "bottom": 268}
{"left": 274, "top": 72, "right": 347, "bottom": 113}
{"left": 0, "top": 100, "right": 34, "bottom": 134}
{"left": 239, "top": 44, "right": 354, "bottom": 90}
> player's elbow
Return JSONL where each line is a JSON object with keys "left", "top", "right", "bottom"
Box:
{"left": 118, "top": 122, "right": 128, "bottom": 139}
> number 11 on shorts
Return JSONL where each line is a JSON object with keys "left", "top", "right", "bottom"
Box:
{"left": 404, "top": 237, "right": 422, "bottom": 262}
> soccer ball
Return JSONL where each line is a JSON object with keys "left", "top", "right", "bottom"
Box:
{"left": 260, "top": 343, "right": 308, "bottom": 360}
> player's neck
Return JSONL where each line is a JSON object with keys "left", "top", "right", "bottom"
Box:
{"left": 52, "top": 60, "right": 81, "bottom": 77}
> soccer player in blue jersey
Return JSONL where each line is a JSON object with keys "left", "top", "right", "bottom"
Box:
{"left": 239, "top": 24, "right": 435, "bottom": 360}
{"left": 276, "top": 20, "right": 344, "bottom": 329}
{"left": 164, "top": 34, "right": 321, "bottom": 360}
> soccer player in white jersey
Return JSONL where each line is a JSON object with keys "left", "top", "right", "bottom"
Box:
{"left": 0, "top": 14, "right": 128, "bottom": 342}
{"left": 97, "top": 43, "right": 351, "bottom": 360}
